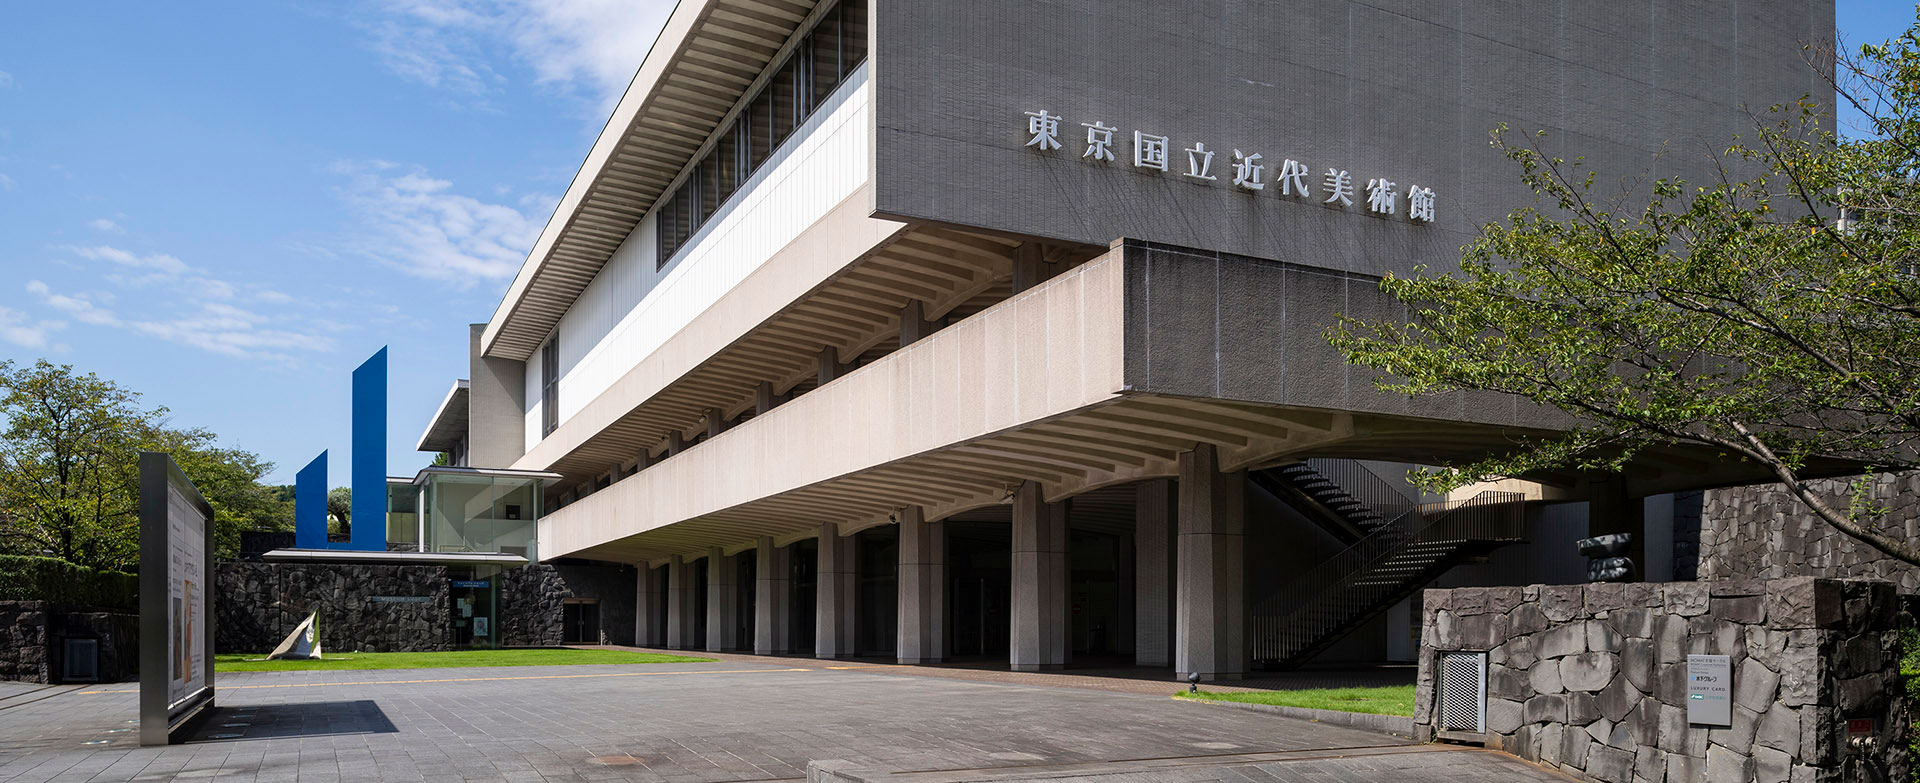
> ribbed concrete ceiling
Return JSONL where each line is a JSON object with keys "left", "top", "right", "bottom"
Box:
{"left": 483, "top": 0, "right": 820, "bottom": 362}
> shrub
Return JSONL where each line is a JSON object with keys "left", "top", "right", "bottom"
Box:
{"left": 0, "top": 555, "right": 138, "bottom": 612}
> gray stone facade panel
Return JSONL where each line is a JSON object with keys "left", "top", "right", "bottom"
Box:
{"left": 873, "top": 0, "right": 1833, "bottom": 278}
{"left": 1702, "top": 473, "right": 1920, "bottom": 594}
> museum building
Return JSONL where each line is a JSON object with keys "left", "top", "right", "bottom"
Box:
{"left": 408, "top": 0, "right": 1841, "bottom": 678}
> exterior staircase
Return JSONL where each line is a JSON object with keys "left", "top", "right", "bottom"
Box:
{"left": 1251, "top": 459, "right": 1413, "bottom": 544}
{"left": 1251, "top": 460, "right": 1528, "bottom": 670}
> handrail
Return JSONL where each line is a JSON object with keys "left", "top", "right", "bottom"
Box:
{"left": 1300, "top": 458, "right": 1419, "bottom": 523}
{"left": 1252, "top": 489, "right": 1527, "bottom": 664}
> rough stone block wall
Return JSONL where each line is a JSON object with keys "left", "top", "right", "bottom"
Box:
{"left": 215, "top": 562, "right": 453, "bottom": 654}
{"left": 1702, "top": 473, "right": 1920, "bottom": 593}
{"left": 1416, "top": 579, "right": 1908, "bottom": 783}
{"left": 499, "top": 562, "right": 637, "bottom": 647}
{"left": 0, "top": 601, "right": 50, "bottom": 682}
{"left": 0, "top": 601, "right": 138, "bottom": 683}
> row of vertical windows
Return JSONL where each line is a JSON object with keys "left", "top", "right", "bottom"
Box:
{"left": 541, "top": 338, "right": 559, "bottom": 437}
{"left": 656, "top": 0, "right": 868, "bottom": 268}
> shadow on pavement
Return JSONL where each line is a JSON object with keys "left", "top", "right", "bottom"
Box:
{"left": 185, "top": 700, "right": 397, "bottom": 742}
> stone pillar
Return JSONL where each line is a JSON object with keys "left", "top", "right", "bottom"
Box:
{"left": 755, "top": 536, "right": 791, "bottom": 655}
{"left": 1011, "top": 481, "right": 1068, "bottom": 671}
{"left": 1589, "top": 477, "right": 1647, "bottom": 581}
{"left": 1176, "top": 444, "right": 1247, "bottom": 680}
{"left": 1134, "top": 478, "right": 1176, "bottom": 667}
{"left": 897, "top": 505, "right": 946, "bottom": 664}
{"left": 666, "top": 555, "right": 692, "bottom": 650}
{"left": 815, "top": 523, "right": 855, "bottom": 659}
{"left": 706, "top": 547, "right": 738, "bottom": 652}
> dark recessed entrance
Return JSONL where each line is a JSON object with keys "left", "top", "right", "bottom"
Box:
{"left": 946, "top": 521, "right": 1010, "bottom": 660}
{"left": 855, "top": 526, "right": 897, "bottom": 657}
{"left": 788, "top": 538, "right": 817, "bottom": 655}
{"left": 562, "top": 599, "right": 600, "bottom": 644}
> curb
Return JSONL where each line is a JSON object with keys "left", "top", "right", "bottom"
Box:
{"left": 1172, "top": 696, "right": 1415, "bottom": 738}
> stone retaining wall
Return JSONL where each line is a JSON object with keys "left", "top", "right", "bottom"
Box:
{"left": 0, "top": 601, "right": 138, "bottom": 683}
{"left": 1702, "top": 474, "right": 1920, "bottom": 593}
{"left": 1416, "top": 579, "right": 1908, "bottom": 783}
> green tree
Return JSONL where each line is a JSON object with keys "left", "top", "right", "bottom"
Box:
{"left": 1332, "top": 23, "right": 1920, "bottom": 567}
{"left": 0, "top": 360, "right": 292, "bottom": 570}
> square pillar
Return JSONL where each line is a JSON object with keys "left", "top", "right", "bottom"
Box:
{"left": 1134, "top": 478, "right": 1175, "bottom": 666}
{"left": 815, "top": 523, "right": 856, "bottom": 659}
{"left": 755, "top": 536, "right": 791, "bottom": 655}
{"left": 707, "top": 546, "right": 738, "bottom": 652}
{"left": 666, "top": 555, "right": 694, "bottom": 650}
{"left": 1176, "top": 444, "right": 1247, "bottom": 681}
{"left": 897, "top": 505, "right": 946, "bottom": 664}
{"left": 1011, "top": 481, "right": 1068, "bottom": 671}
{"left": 635, "top": 564, "right": 658, "bottom": 648}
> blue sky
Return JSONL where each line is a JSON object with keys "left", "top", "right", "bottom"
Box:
{"left": 0, "top": 1, "right": 1910, "bottom": 486}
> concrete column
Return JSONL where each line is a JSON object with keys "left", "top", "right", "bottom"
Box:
{"left": 817, "top": 347, "right": 843, "bottom": 387}
{"left": 635, "top": 564, "right": 658, "bottom": 647}
{"left": 1011, "top": 242, "right": 1051, "bottom": 294}
{"left": 815, "top": 523, "right": 856, "bottom": 658}
{"left": 896, "top": 505, "right": 946, "bottom": 664}
{"left": 705, "top": 408, "right": 727, "bottom": 439}
{"left": 1589, "top": 477, "right": 1647, "bottom": 581}
{"left": 666, "top": 555, "right": 692, "bottom": 650}
{"left": 1010, "top": 481, "right": 1068, "bottom": 671}
{"left": 1134, "top": 479, "right": 1176, "bottom": 666}
{"left": 755, "top": 536, "right": 791, "bottom": 654}
{"left": 1176, "top": 444, "right": 1247, "bottom": 680}
{"left": 706, "top": 547, "right": 738, "bottom": 652}
{"left": 900, "top": 300, "right": 936, "bottom": 346}
{"left": 755, "top": 381, "right": 777, "bottom": 416}
{"left": 1115, "top": 530, "right": 1135, "bottom": 656}
{"left": 667, "top": 431, "right": 686, "bottom": 457}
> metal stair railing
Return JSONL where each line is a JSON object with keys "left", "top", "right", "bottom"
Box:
{"left": 1296, "top": 458, "right": 1419, "bottom": 531}
{"left": 1252, "top": 490, "right": 1527, "bottom": 665}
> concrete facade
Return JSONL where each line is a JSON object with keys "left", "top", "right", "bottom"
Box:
{"left": 412, "top": 0, "right": 1839, "bottom": 726}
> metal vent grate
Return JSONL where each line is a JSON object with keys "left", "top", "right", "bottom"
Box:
{"left": 1436, "top": 651, "right": 1486, "bottom": 733}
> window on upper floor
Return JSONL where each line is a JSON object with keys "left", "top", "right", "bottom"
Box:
{"left": 541, "top": 337, "right": 560, "bottom": 437}
{"left": 655, "top": 0, "right": 869, "bottom": 271}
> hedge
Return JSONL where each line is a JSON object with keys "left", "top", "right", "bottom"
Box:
{"left": 0, "top": 555, "right": 138, "bottom": 612}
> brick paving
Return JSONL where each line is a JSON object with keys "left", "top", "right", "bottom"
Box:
{"left": 0, "top": 659, "right": 1560, "bottom": 782}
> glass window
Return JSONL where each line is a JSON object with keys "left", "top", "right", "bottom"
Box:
{"left": 750, "top": 86, "right": 774, "bottom": 169}
{"left": 771, "top": 56, "right": 796, "bottom": 148}
{"left": 699, "top": 155, "right": 719, "bottom": 221}
{"left": 716, "top": 129, "right": 738, "bottom": 204}
{"left": 841, "top": 0, "right": 867, "bottom": 75}
{"left": 540, "top": 338, "right": 559, "bottom": 437}
{"left": 811, "top": 4, "right": 841, "bottom": 110}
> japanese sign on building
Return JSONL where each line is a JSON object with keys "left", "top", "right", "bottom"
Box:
{"left": 1021, "top": 109, "right": 1436, "bottom": 222}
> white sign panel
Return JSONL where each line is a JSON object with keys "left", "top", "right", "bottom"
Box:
{"left": 1686, "top": 654, "right": 1732, "bottom": 727}
{"left": 165, "top": 483, "right": 207, "bottom": 707}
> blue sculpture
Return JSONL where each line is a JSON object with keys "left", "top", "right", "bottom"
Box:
{"left": 292, "top": 347, "right": 389, "bottom": 551}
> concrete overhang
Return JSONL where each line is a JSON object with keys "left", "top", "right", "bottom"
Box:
{"left": 416, "top": 379, "right": 470, "bottom": 453}
{"left": 259, "top": 549, "right": 529, "bottom": 566}
{"left": 482, "top": 0, "right": 825, "bottom": 362}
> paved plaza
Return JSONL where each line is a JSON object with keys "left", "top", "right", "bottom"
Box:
{"left": 0, "top": 660, "right": 1567, "bottom": 782}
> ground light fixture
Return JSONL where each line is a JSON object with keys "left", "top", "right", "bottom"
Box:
{"left": 1188, "top": 672, "right": 1200, "bottom": 693}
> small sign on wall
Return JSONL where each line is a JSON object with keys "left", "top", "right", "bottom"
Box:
{"left": 1686, "top": 654, "right": 1732, "bottom": 727}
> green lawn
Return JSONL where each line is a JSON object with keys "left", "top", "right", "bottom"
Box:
{"left": 214, "top": 648, "right": 715, "bottom": 672}
{"left": 1175, "top": 685, "right": 1416, "bottom": 717}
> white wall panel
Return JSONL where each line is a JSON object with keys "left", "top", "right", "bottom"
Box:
{"left": 524, "top": 65, "right": 872, "bottom": 449}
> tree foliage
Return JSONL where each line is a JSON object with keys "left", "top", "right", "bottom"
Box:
{"left": 0, "top": 359, "right": 292, "bottom": 571}
{"left": 1332, "top": 22, "right": 1920, "bottom": 566}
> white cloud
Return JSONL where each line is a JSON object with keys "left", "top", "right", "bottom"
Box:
{"left": 0, "top": 304, "right": 63, "bottom": 350}
{"left": 331, "top": 160, "right": 540, "bottom": 283}
{"left": 70, "top": 244, "right": 190, "bottom": 275}
{"left": 360, "top": 0, "right": 670, "bottom": 105}
{"left": 27, "top": 279, "right": 333, "bottom": 362}
{"left": 0, "top": 173, "right": 13, "bottom": 192}
{"left": 87, "top": 218, "right": 122, "bottom": 233}
{"left": 0, "top": 71, "right": 13, "bottom": 90}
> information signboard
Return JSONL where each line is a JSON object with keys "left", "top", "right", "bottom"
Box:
{"left": 140, "top": 453, "right": 216, "bottom": 745}
{"left": 1686, "top": 654, "right": 1732, "bottom": 727}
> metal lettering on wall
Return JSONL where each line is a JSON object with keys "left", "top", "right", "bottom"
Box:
{"left": 1686, "top": 654, "right": 1732, "bottom": 727}
{"left": 1022, "top": 109, "right": 1437, "bottom": 222}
